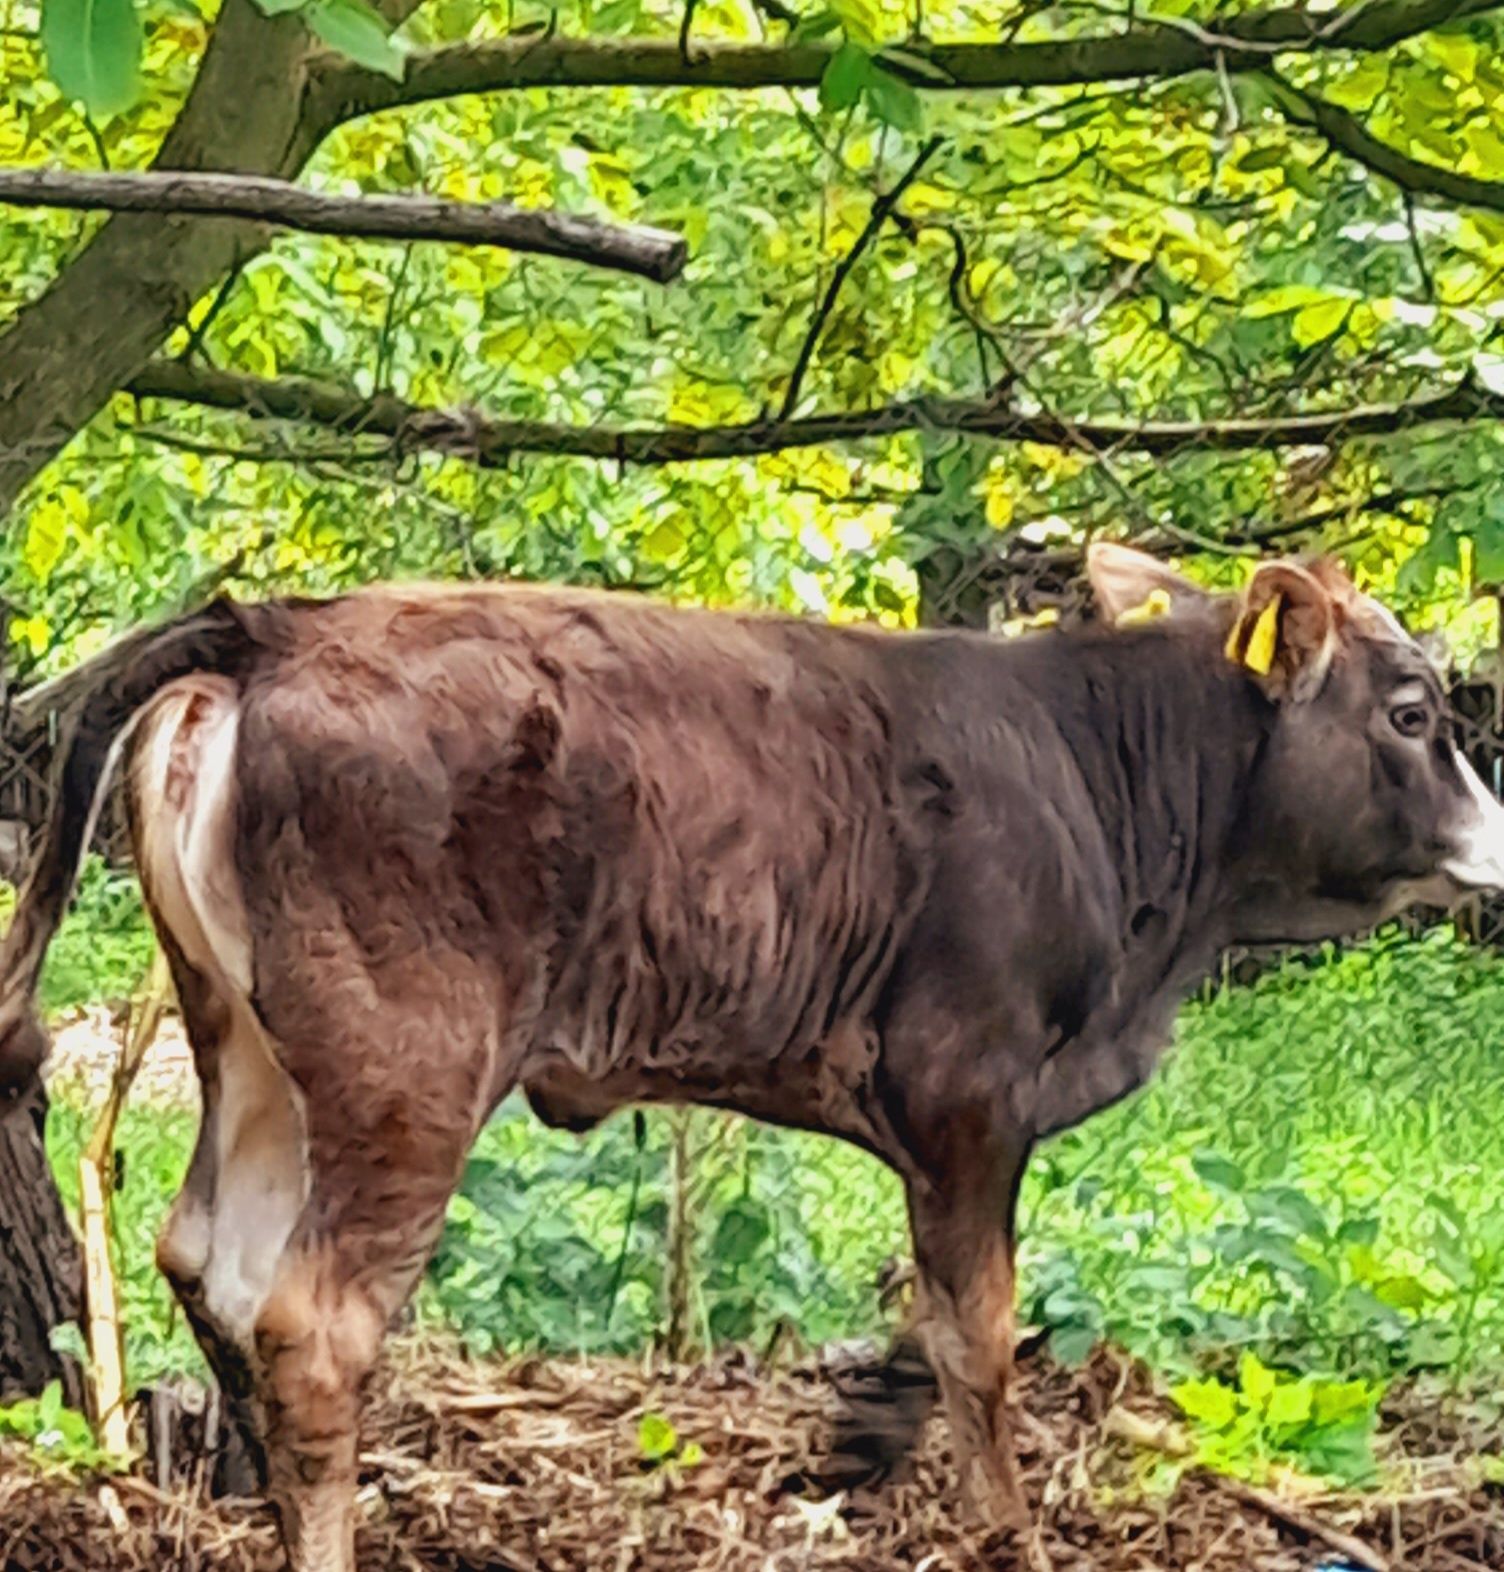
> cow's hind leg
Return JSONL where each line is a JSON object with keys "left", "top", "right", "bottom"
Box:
{"left": 818, "top": 1329, "right": 937, "bottom": 1492}
{"left": 247, "top": 1008, "right": 498, "bottom": 1572}
{"left": 153, "top": 948, "right": 276, "bottom": 1493}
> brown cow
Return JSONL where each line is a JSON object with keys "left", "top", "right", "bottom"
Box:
{"left": 0, "top": 545, "right": 1500, "bottom": 1572}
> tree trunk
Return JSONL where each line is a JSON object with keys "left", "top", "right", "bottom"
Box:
{"left": 0, "top": 1081, "right": 83, "bottom": 1405}
{"left": 0, "top": 1, "right": 326, "bottom": 517}
{"left": 0, "top": 0, "right": 423, "bottom": 521}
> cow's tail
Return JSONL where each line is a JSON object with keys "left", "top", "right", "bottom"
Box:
{"left": 0, "top": 599, "right": 259, "bottom": 1096}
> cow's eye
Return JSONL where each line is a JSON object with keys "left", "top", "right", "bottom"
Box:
{"left": 1389, "top": 702, "right": 1430, "bottom": 739}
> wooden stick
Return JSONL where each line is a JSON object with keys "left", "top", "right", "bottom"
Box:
{"left": 80, "top": 948, "right": 174, "bottom": 1457}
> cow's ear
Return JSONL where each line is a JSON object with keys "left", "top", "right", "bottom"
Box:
{"left": 1087, "top": 542, "right": 1207, "bottom": 625}
{"left": 1225, "top": 561, "right": 1337, "bottom": 702}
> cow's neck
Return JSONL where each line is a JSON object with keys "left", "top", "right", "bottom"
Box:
{"left": 1049, "top": 627, "right": 1264, "bottom": 957}
{"left": 987, "top": 627, "right": 1270, "bottom": 1134}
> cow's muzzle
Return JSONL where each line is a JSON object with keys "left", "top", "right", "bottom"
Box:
{"left": 1442, "top": 750, "right": 1504, "bottom": 891}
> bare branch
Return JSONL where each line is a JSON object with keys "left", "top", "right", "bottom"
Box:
{"left": 1261, "top": 71, "right": 1504, "bottom": 218}
{"left": 0, "top": 168, "right": 687, "bottom": 282}
{"left": 304, "top": 0, "right": 1501, "bottom": 126}
{"left": 780, "top": 136, "right": 943, "bottom": 420}
{"left": 126, "top": 357, "right": 1504, "bottom": 466}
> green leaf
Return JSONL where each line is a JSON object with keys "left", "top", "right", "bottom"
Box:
{"left": 1238, "top": 1350, "right": 1276, "bottom": 1408}
{"left": 1335, "top": 1216, "right": 1379, "bottom": 1248}
{"left": 1233, "top": 145, "right": 1286, "bottom": 174}
{"left": 866, "top": 66, "right": 923, "bottom": 133}
{"left": 306, "top": 0, "right": 408, "bottom": 81}
{"left": 829, "top": 0, "right": 880, "bottom": 45}
{"left": 1373, "top": 1273, "right": 1427, "bottom": 1310}
{"left": 820, "top": 42, "right": 872, "bottom": 113}
{"left": 1251, "top": 1186, "right": 1328, "bottom": 1240}
{"left": 1171, "top": 1377, "right": 1238, "bottom": 1430}
{"left": 1301, "top": 1417, "right": 1378, "bottom": 1486}
{"left": 1265, "top": 1379, "right": 1314, "bottom": 1429}
{"left": 638, "top": 1411, "right": 677, "bottom": 1462}
{"left": 1283, "top": 157, "right": 1328, "bottom": 201}
{"left": 1047, "top": 1323, "right": 1098, "bottom": 1366}
{"left": 37, "top": 1381, "right": 62, "bottom": 1429}
{"left": 1290, "top": 297, "right": 1351, "bottom": 348}
{"left": 1431, "top": 1229, "right": 1474, "bottom": 1286}
{"left": 1243, "top": 283, "right": 1331, "bottom": 319}
{"left": 23, "top": 501, "right": 68, "bottom": 587}
{"left": 711, "top": 1199, "right": 771, "bottom": 1266}
{"left": 1428, "top": 1191, "right": 1468, "bottom": 1236}
{"left": 1310, "top": 1378, "right": 1380, "bottom": 1428}
{"left": 1397, "top": 525, "right": 1458, "bottom": 596}
{"left": 1473, "top": 494, "right": 1504, "bottom": 586}
{"left": 250, "top": 0, "right": 310, "bottom": 13}
{"left": 792, "top": 7, "right": 843, "bottom": 41}
{"left": 40, "top": 0, "right": 143, "bottom": 118}
{"left": 1192, "top": 1151, "right": 1245, "bottom": 1192}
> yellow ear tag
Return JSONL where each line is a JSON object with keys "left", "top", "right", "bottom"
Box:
{"left": 1115, "top": 587, "right": 1173, "bottom": 628}
{"left": 1239, "top": 594, "right": 1282, "bottom": 675}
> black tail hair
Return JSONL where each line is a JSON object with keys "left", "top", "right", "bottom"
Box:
{"left": 0, "top": 600, "right": 257, "bottom": 1097}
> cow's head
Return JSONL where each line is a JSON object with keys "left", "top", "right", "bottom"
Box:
{"left": 1088, "top": 542, "right": 1504, "bottom": 939}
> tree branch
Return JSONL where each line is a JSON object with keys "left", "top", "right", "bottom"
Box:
{"left": 1261, "top": 71, "right": 1504, "bottom": 218}
{"left": 0, "top": 168, "right": 686, "bottom": 282}
{"left": 125, "top": 357, "right": 1504, "bottom": 465}
{"left": 780, "top": 136, "right": 942, "bottom": 420}
{"left": 305, "top": 0, "right": 1501, "bottom": 125}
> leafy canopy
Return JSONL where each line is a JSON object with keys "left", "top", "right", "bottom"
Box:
{"left": 4, "top": 0, "right": 1504, "bottom": 666}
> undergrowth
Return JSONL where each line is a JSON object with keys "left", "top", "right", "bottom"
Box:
{"left": 0, "top": 856, "right": 155, "bottom": 1015}
{"left": 38, "top": 892, "right": 1504, "bottom": 1488}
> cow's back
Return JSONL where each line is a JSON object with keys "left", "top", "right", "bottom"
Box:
{"left": 227, "top": 585, "right": 930, "bottom": 1113}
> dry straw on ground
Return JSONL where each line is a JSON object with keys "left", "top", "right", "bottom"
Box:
{"left": 5, "top": 1340, "right": 1503, "bottom": 1571}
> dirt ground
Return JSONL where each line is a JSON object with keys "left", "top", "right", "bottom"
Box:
{"left": 43, "top": 1006, "right": 198, "bottom": 1111}
{"left": 4, "top": 1340, "right": 1502, "bottom": 1572}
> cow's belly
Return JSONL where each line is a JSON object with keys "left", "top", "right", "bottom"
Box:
{"left": 519, "top": 1016, "right": 892, "bottom": 1153}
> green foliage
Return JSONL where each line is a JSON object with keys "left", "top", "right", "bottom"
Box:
{"left": 40, "top": 0, "right": 143, "bottom": 118}
{"left": 46, "top": 1096, "right": 204, "bottom": 1387}
{"left": 300, "top": 0, "right": 409, "bottom": 81}
{"left": 1170, "top": 1353, "right": 1382, "bottom": 1486}
{"left": 36, "top": 0, "right": 407, "bottom": 120}
{"left": 0, "top": 1380, "right": 123, "bottom": 1473}
{"left": 421, "top": 1103, "right": 901, "bottom": 1354}
{"left": 41, "top": 926, "right": 1504, "bottom": 1440}
{"left": 10, "top": 0, "right": 1504, "bottom": 671}
{"left": 1021, "top": 928, "right": 1504, "bottom": 1404}
{"left": 0, "top": 856, "right": 155, "bottom": 1013}
{"left": 33, "top": 899, "right": 1504, "bottom": 1490}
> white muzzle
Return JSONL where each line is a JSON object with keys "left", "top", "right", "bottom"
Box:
{"left": 1442, "top": 751, "right": 1504, "bottom": 891}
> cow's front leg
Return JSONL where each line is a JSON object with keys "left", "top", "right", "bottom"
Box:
{"left": 906, "top": 1162, "right": 1028, "bottom": 1530}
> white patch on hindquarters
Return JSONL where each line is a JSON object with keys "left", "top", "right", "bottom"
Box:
{"left": 134, "top": 681, "right": 309, "bottom": 1344}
